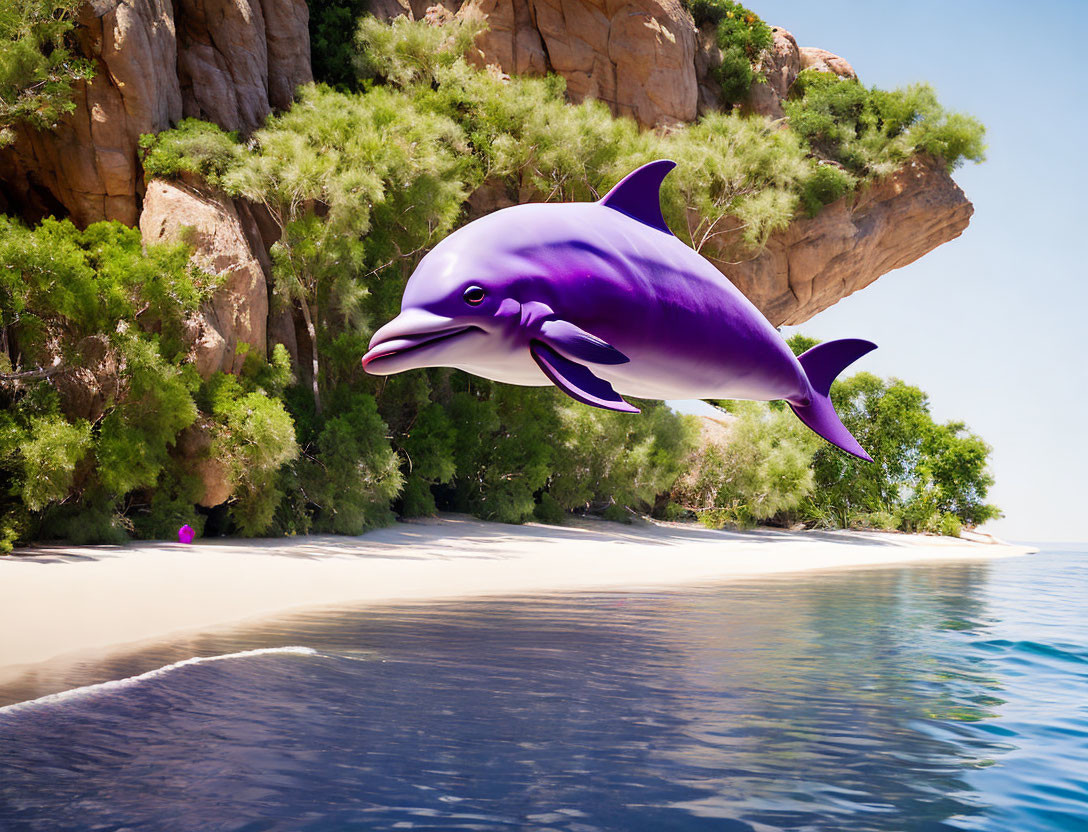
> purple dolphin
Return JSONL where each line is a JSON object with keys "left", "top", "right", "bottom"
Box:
{"left": 362, "top": 161, "right": 876, "bottom": 460}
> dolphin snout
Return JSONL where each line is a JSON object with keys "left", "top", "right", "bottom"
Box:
{"left": 362, "top": 308, "right": 477, "bottom": 375}
{"left": 368, "top": 308, "right": 458, "bottom": 348}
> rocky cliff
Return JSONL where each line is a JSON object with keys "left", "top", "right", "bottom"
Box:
{"left": 1, "top": 0, "right": 972, "bottom": 363}
{"left": 139, "top": 178, "right": 270, "bottom": 376}
{"left": 721, "top": 155, "right": 972, "bottom": 326}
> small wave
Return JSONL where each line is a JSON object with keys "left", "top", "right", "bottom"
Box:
{"left": 0, "top": 646, "right": 319, "bottom": 716}
{"left": 974, "top": 639, "right": 1088, "bottom": 665}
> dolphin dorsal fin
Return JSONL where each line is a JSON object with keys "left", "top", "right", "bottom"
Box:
{"left": 598, "top": 160, "right": 676, "bottom": 236}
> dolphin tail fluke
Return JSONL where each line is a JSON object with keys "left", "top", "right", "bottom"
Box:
{"left": 789, "top": 339, "right": 877, "bottom": 462}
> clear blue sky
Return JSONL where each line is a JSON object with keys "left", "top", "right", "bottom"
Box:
{"left": 676, "top": 1, "right": 1087, "bottom": 543}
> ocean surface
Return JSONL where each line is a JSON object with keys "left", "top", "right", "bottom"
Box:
{"left": 1, "top": 546, "right": 1085, "bottom": 831}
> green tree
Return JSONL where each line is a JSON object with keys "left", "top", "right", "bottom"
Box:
{"left": 549, "top": 400, "right": 698, "bottom": 514}
{"left": 224, "top": 84, "right": 470, "bottom": 414}
{"left": 397, "top": 400, "right": 457, "bottom": 516}
{"left": 675, "top": 401, "right": 819, "bottom": 528}
{"left": 305, "top": 391, "right": 403, "bottom": 533}
{"left": 446, "top": 384, "right": 560, "bottom": 524}
{"left": 0, "top": 0, "right": 94, "bottom": 146}
{"left": 805, "top": 372, "right": 999, "bottom": 532}
{"left": 200, "top": 358, "right": 299, "bottom": 536}
{"left": 785, "top": 332, "right": 821, "bottom": 356}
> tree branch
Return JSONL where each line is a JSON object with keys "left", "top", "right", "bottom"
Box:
{"left": 0, "top": 363, "right": 65, "bottom": 382}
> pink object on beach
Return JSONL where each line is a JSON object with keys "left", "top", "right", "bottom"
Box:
{"left": 178, "top": 524, "right": 195, "bottom": 544}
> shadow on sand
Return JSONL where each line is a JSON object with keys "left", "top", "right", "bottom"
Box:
{"left": 4, "top": 514, "right": 907, "bottom": 567}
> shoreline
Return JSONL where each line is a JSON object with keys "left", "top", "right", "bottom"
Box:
{"left": 0, "top": 515, "right": 1034, "bottom": 682}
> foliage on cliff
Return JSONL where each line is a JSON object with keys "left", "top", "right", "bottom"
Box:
{"left": 786, "top": 70, "right": 986, "bottom": 178}
{"left": 307, "top": 0, "right": 372, "bottom": 90}
{"left": 347, "top": 16, "right": 855, "bottom": 249}
{"left": 684, "top": 0, "right": 772, "bottom": 106}
{"left": 0, "top": 0, "right": 94, "bottom": 147}
{"left": 138, "top": 119, "right": 242, "bottom": 189}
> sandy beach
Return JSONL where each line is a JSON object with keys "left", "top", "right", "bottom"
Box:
{"left": 0, "top": 515, "right": 1033, "bottom": 678}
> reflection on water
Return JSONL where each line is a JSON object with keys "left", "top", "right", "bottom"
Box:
{"left": 0, "top": 549, "right": 1086, "bottom": 831}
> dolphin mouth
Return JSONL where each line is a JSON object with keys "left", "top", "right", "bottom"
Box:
{"left": 362, "top": 325, "right": 480, "bottom": 373}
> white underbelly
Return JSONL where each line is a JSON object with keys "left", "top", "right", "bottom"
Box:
{"left": 453, "top": 353, "right": 552, "bottom": 387}
{"left": 455, "top": 348, "right": 800, "bottom": 401}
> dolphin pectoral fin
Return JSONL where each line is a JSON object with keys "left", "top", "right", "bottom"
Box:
{"left": 538, "top": 320, "right": 630, "bottom": 366}
{"left": 530, "top": 341, "right": 640, "bottom": 414}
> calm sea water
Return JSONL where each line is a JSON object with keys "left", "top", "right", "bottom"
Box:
{"left": 1, "top": 546, "right": 1086, "bottom": 831}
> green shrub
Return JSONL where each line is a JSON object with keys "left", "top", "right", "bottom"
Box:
{"left": 446, "top": 385, "right": 558, "bottom": 524}
{"left": 414, "top": 59, "right": 638, "bottom": 205}
{"left": 96, "top": 336, "right": 198, "bottom": 495}
{"left": 860, "top": 509, "right": 899, "bottom": 531}
{"left": 0, "top": 215, "right": 210, "bottom": 365}
{"left": 37, "top": 489, "right": 129, "bottom": 545}
{"left": 0, "top": 215, "right": 300, "bottom": 546}
{"left": 20, "top": 415, "right": 91, "bottom": 511}
{"left": 304, "top": 392, "right": 403, "bottom": 534}
{"left": 354, "top": 15, "right": 482, "bottom": 88}
{"left": 938, "top": 512, "right": 963, "bottom": 538}
{"left": 0, "top": 0, "right": 94, "bottom": 146}
{"left": 665, "top": 112, "right": 810, "bottom": 252}
{"left": 533, "top": 492, "right": 566, "bottom": 525}
{"left": 0, "top": 215, "right": 208, "bottom": 541}
{"left": 683, "top": 0, "right": 772, "bottom": 107}
{"left": 548, "top": 400, "right": 698, "bottom": 513}
{"left": 131, "top": 462, "right": 206, "bottom": 541}
{"left": 799, "top": 163, "right": 855, "bottom": 217}
{"left": 675, "top": 402, "right": 819, "bottom": 526}
{"left": 400, "top": 476, "right": 438, "bottom": 517}
{"left": 200, "top": 369, "right": 299, "bottom": 536}
{"left": 397, "top": 401, "right": 456, "bottom": 516}
{"left": 786, "top": 70, "right": 986, "bottom": 177}
{"left": 698, "top": 503, "right": 753, "bottom": 530}
{"left": 602, "top": 503, "right": 633, "bottom": 524}
{"left": 0, "top": 511, "right": 26, "bottom": 553}
{"left": 138, "top": 119, "right": 242, "bottom": 188}
{"left": 656, "top": 501, "right": 688, "bottom": 522}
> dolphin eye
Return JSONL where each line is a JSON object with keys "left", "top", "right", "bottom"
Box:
{"left": 463, "top": 286, "right": 486, "bottom": 306}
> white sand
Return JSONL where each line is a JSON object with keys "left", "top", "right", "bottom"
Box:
{"left": 0, "top": 515, "right": 1033, "bottom": 675}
